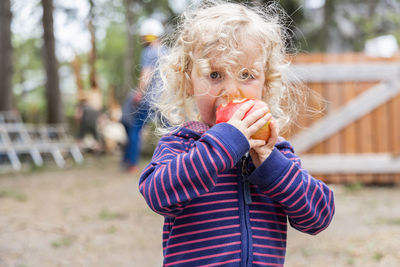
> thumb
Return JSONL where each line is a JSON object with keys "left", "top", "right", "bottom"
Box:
{"left": 249, "top": 139, "right": 266, "bottom": 149}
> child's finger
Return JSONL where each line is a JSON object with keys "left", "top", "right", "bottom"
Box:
{"left": 229, "top": 100, "right": 254, "bottom": 121}
{"left": 242, "top": 107, "right": 270, "bottom": 127}
{"left": 247, "top": 112, "right": 271, "bottom": 135}
{"left": 249, "top": 139, "right": 266, "bottom": 148}
{"left": 266, "top": 119, "right": 279, "bottom": 147}
{"left": 250, "top": 143, "right": 273, "bottom": 168}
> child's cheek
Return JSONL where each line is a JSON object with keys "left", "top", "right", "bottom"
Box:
{"left": 241, "top": 89, "right": 262, "bottom": 100}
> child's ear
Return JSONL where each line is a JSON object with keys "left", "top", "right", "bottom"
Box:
{"left": 261, "top": 85, "right": 267, "bottom": 99}
{"left": 184, "top": 72, "right": 194, "bottom": 96}
{"left": 186, "top": 84, "right": 194, "bottom": 96}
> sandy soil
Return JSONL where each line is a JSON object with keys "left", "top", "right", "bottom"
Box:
{"left": 1, "top": 155, "right": 400, "bottom": 267}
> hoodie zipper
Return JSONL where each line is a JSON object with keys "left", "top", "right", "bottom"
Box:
{"left": 241, "top": 155, "right": 252, "bottom": 205}
{"left": 240, "top": 154, "right": 252, "bottom": 267}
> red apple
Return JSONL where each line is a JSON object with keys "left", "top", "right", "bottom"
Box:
{"left": 216, "top": 98, "right": 271, "bottom": 141}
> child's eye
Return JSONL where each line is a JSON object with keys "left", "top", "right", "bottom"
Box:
{"left": 209, "top": 71, "right": 222, "bottom": 80}
{"left": 239, "top": 71, "right": 255, "bottom": 80}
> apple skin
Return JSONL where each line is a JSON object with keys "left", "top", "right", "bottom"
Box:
{"left": 216, "top": 98, "right": 271, "bottom": 141}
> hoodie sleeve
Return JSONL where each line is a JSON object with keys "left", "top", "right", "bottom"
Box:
{"left": 247, "top": 140, "right": 335, "bottom": 235}
{"left": 138, "top": 123, "right": 249, "bottom": 217}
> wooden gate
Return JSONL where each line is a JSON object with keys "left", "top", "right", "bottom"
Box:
{"left": 286, "top": 53, "right": 400, "bottom": 184}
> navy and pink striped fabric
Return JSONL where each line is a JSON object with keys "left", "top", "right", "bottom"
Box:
{"left": 139, "top": 121, "right": 335, "bottom": 266}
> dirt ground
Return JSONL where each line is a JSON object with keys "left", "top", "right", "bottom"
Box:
{"left": 1, "top": 155, "right": 400, "bottom": 267}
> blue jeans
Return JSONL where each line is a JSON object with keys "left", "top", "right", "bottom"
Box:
{"left": 122, "top": 101, "right": 150, "bottom": 167}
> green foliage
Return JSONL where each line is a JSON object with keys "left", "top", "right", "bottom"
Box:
{"left": 298, "top": 0, "right": 400, "bottom": 52}
{"left": 375, "top": 217, "right": 400, "bottom": 226}
{"left": 372, "top": 251, "right": 384, "bottom": 262}
{"left": 97, "top": 22, "right": 130, "bottom": 89}
{"left": 0, "top": 188, "right": 27, "bottom": 202}
{"left": 17, "top": 90, "right": 47, "bottom": 123}
{"left": 94, "top": 0, "right": 176, "bottom": 100}
{"left": 344, "top": 181, "right": 365, "bottom": 193}
{"left": 12, "top": 36, "right": 47, "bottom": 122}
{"left": 140, "top": 0, "right": 174, "bottom": 17}
{"left": 350, "top": 10, "right": 400, "bottom": 51}
{"left": 51, "top": 236, "right": 74, "bottom": 248}
{"left": 98, "top": 208, "right": 126, "bottom": 220}
{"left": 8, "top": 0, "right": 400, "bottom": 123}
{"left": 105, "top": 225, "right": 118, "bottom": 234}
{"left": 12, "top": 37, "right": 43, "bottom": 80}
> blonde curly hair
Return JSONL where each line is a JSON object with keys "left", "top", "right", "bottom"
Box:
{"left": 153, "top": 0, "right": 305, "bottom": 135}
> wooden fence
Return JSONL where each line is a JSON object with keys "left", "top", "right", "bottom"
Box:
{"left": 286, "top": 53, "right": 400, "bottom": 184}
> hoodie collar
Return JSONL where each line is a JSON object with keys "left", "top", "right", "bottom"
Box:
{"left": 181, "top": 121, "right": 210, "bottom": 135}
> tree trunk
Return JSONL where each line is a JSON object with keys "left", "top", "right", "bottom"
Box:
{"left": 41, "top": 0, "right": 63, "bottom": 123}
{"left": 72, "top": 55, "right": 85, "bottom": 100}
{"left": 88, "top": 0, "right": 98, "bottom": 90}
{"left": 323, "top": 0, "right": 336, "bottom": 52}
{"left": 86, "top": 0, "right": 103, "bottom": 111}
{"left": 0, "top": 0, "right": 14, "bottom": 111}
{"left": 88, "top": 19, "right": 98, "bottom": 89}
{"left": 122, "top": 0, "right": 136, "bottom": 97}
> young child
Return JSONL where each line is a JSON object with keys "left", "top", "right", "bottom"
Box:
{"left": 139, "top": 1, "right": 335, "bottom": 266}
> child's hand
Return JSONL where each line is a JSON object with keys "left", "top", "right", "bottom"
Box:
{"left": 249, "top": 119, "right": 279, "bottom": 167}
{"left": 226, "top": 100, "right": 272, "bottom": 149}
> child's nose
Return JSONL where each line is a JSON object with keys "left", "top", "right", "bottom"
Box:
{"left": 223, "top": 80, "right": 243, "bottom": 101}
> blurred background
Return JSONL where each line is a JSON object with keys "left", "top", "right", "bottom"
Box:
{"left": 1, "top": 0, "right": 400, "bottom": 266}
{"left": 1, "top": 0, "right": 400, "bottom": 125}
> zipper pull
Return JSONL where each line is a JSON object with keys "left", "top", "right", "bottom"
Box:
{"left": 241, "top": 154, "right": 252, "bottom": 205}
{"left": 243, "top": 179, "right": 252, "bottom": 205}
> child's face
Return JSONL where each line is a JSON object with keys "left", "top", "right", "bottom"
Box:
{"left": 190, "top": 44, "right": 266, "bottom": 127}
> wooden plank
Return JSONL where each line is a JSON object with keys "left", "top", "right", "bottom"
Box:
{"left": 323, "top": 56, "right": 342, "bottom": 182}
{"left": 308, "top": 82, "right": 325, "bottom": 154}
{"left": 375, "top": 104, "right": 391, "bottom": 183}
{"left": 290, "top": 52, "right": 400, "bottom": 64}
{"left": 357, "top": 82, "right": 375, "bottom": 182}
{"left": 1, "top": 122, "right": 83, "bottom": 169}
{"left": 301, "top": 153, "right": 400, "bottom": 174}
{"left": 289, "top": 53, "right": 400, "bottom": 184}
{"left": 343, "top": 81, "right": 359, "bottom": 182}
{"left": 355, "top": 82, "right": 374, "bottom": 154}
{"left": 388, "top": 92, "right": 400, "bottom": 184}
{"left": 0, "top": 124, "right": 43, "bottom": 167}
{"left": 324, "top": 81, "right": 343, "bottom": 154}
{"left": 288, "top": 62, "right": 400, "bottom": 82}
{"left": 32, "top": 124, "right": 84, "bottom": 165}
{"left": 290, "top": 79, "right": 400, "bottom": 154}
{"left": 285, "top": 53, "right": 327, "bottom": 140}
{"left": 391, "top": 93, "right": 400, "bottom": 155}
{"left": 319, "top": 82, "right": 330, "bottom": 154}
{"left": 0, "top": 111, "right": 22, "bottom": 123}
{"left": 342, "top": 81, "right": 357, "bottom": 154}
{"left": 318, "top": 174, "right": 400, "bottom": 185}
{"left": 375, "top": 102, "right": 390, "bottom": 152}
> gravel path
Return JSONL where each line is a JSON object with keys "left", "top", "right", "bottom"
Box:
{"left": 1, "top": 156, "right": 399, "bottom": 267}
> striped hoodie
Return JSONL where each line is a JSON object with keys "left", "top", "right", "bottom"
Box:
{"left": 139, "top": 121, "right": 335, "bottom": 267}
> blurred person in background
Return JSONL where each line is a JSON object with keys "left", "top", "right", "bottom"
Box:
{"left": 75, "top": 97, "right": 103, "bottom": 153}
{"left": 121, "top": 18, "right": 167, "bottom": 173}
